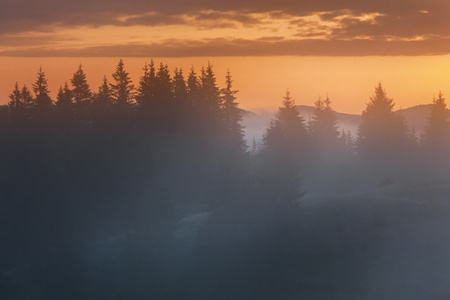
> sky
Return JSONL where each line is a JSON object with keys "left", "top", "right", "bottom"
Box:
{"left": 1, "top": 0, "right": 450, "bottom": 114}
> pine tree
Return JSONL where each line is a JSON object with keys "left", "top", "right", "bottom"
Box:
{"left": 21, "top": 85, "right": 34, "bottom": 110}
{"left": 92, "top": 76, "right": 114, "bottom": 127}
{"left": 8, "top": 82, "right": 22, "bottom": 110}
{"left": 357, "top": 83, "right": 408, "bottom": 159}
{"left": 309, "top": 95, "right": 339, "bottom": 158}
{"left": 199, "top": 62, "right": 222, "bottom": 119}
{"left": 56, "top": 82, "right": 73, "bottom": 112}
{"left": 8, "top": 82, "right": 34, "bottom": 123}
{"left": 110, "top": 59, "right": 134, "bottom": 108}
{"left": 422, "top": 91, "right": 449, "bottom": 152}
{"left": 71, "top": 64, "right": 91, "bottom": 106}
{"left": 338, "top": 129, "right": 355, "bottom": 157}
{"left": 261, "top": 89, "right": 308, "bottom": 202}
{"left": 136, "top": 59, "right": 156, "bottom": 112}
{"left": 32, "top": 67, "right": 53, "bottom": 114}
{"left": 220, "top": 70, "right": 246, "bottom": 153}
{"left": 264, "top": 89, "right": 308, "bottom": 157}
{"left": 172, "top": 67, "right": 193, "bottom": 131}
{"left": 95, "top": 76, "right": 113, "bottom": 107}
{"left": 173, "top": 68, "right": 188, "bottom": 107}
{"left": 187, "top": 67, "right": 200, "bottom": 104}
{"left": 155, "top": 63, "right": 172, "bottom": 104}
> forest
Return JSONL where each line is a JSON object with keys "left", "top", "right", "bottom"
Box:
{"left": 1, "top": 59, "right": 450, "bottom": 299}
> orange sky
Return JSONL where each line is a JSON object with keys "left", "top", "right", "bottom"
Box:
{"left": 2, "top": 1, "right": 450, "bottom": 114}
{"left": 1, "top": 55, "right": 449, "bottom": 114}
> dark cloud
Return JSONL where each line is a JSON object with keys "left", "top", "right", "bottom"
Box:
{"left": 0, "top": 35, "right": 74, "bottom": 47}
{"left": 1, "top": 0, "right": 449, "bottom": 56}
{"left": 192, "top": 11, "right": 261, "bottom": 26}
{"left": 112, "top": 14, "right": 186, "bottom": 27}
{"left": 256, "top": 36, "right": 285, "bottom": 42}
{"left": 0, "top": 0, "right": 442, "bottom": 33}
{"left": 330, "top": 10, "right": 450, "bottom": 39}
{"left": 3, "top": 37, "right": 450, "bottom": 57}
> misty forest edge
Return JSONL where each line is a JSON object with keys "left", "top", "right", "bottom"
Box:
{"left": 1, "top": 58, "right": 450, "bottom": 299}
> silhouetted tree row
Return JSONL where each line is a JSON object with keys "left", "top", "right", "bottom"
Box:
{"left": 1, "top": 61, "right": 450, "bottom": 299}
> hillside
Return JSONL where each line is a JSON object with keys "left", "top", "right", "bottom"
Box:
{"left": 241, "top": 104, "right": 443, "bottom": 143}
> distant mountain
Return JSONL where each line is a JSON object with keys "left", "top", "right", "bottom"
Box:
{"left": 241, "top": 104, "right": 440, "bottom": 144}
{"left": 396, "top": 104, "right": 432, "bottom": 135}
{"left": 241, "top": 105, "right": 361, "bottom": 143}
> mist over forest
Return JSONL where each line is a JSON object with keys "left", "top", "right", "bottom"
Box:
{"left": 1, "top": 59, "right": 450, "bottom": 299}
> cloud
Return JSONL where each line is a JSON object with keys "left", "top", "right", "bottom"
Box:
{"left": 0, "top": 35, "right": 74, "bottom": 47}
{"left": 3, "top": 37, "right": 450, "bottom": 57}
{"left": 1, "top": 0, "right": 450, "bottom": 56}
{"left": 0, "top": 0, "right": 443, "bottom": 33}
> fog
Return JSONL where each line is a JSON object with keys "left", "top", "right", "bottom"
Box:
{"left": 1, "top": 64, "right": 450, "bottom": 299}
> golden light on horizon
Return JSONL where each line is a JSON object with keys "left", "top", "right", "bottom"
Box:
{"left": 2, "top": 2, "right": 450, "bottom": 114}
{"left": 1, "top": 55, "right": 450, "bottom": 115}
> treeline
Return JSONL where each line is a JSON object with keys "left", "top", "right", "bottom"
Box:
{"left": 0, "top": 59, "right": 449, "bottom": 299}
{"left": 1, "top": 60, "right": 254, "bottom": 298}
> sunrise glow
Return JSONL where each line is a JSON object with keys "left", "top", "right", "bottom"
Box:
{"left": 2, "top": 1, "right": 450, "bottom": 113}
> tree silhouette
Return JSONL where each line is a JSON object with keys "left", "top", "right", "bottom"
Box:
{"left": 154, "top": 63, "right": 174, "bottom": 129}
{"left": 95, "top": 76, "right": 113, "bottom": 107}
{"left": 56, "top": 82, "right": 73, "bottom": 115}
{"left": 32, "top": 67, "right": 53, "bottom": 118}
{"left": 173, "top": 67, "right": 188, "bottom": 108}
{"left": 338, "top": 129, "right": 355, "bottom": 157}
{"left": 220, "top": 70, "right": 246, "bottom": 153}
{"left": 8, "top": 82, "right": 22, "bottom": 109}
{"left": 261, "top": 89, "right": 308, "bottom": 202}
{"left": 70, "top": 64, "right": 91, "bottom": 122}
{"left": 199, "top": 62, "right": 222, "bottom": 133}
{"left": 110, "top": 59, "right": 134, "bottom": 108}
{"left": 422, "top": 91, "right": 450, "bottom": 154}
{"left": 8, "top": 83, "right": 33, "bottom": 124}
{"left": 264, "top": 89, "right": 308, "bottom": 157}
{"left": 357, "top": 83, "right": 408, "bottom": 159}
{"left": 136, "top": 60, "right": 156, "bottom": 116}
{"left": 187, "top": 66, "right": 201, "bottom": 107}
{"left": 91, "top": 76, "right": 114, "bottom": 127}
{"left": 172, "top": 67, "right": 192, "bottom": 131}
{"left": 309, "top": 95, "right": 339, "bottom": 159}
{"left": 71, "top": 64, "right": 91, "bottom": 106}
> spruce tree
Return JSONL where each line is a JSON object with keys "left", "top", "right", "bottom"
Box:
{"left": 261, "top": 90, "right": 308, "bottom": 202}
{"left": 199, "top": 62, "right": 222, "bottom": 120}
{"left": 95, "top": 76, "right": 113, "bottom": 107}
{"left": 21, "top": 85, "right": 34, "bottom": 110}
{"left": 264, "top": 89, "right": 308, "bottom": 155}
{"left": 309, "top": 95, "right": 339, "bottom": 158}
{"left": 56, "top": 82, "right": 73, "bottom": 112}
{"left": 8, "top": 82, "right": 22, "bottom": 111}
{"left": 136, "top": 60, "right": 156, "bottom": 113}
{"left": 154, "top": 63, "right": 174, "bottom": 127}
{"left": 357, "top": 83, "right": 408, "bottom": 159}
{"left": 220, "top": 70, "right": 246, "bottom": 153}
{"left": 422, "top": 91, "right": 449, "bottom": 152}
{"left": 338, "top": 129, "right": 355, "bottom": 158}
{"left": 55, "top": 82, "right": 74, "bottom": 127}
{"left": 183, "top": 67, "right": 201, "bottom": 136}
{"left": 155, "top": 63, "right": 172, "bottom": 104}
{"left": 32, "top": 67, "right": 53, "bottom": 114}
{"left": 110, "top": 59, "right": 134, "bottom": 108}
{"left": 187, "top": 67, "right": 200, "bottom": 110}
{"left": 70, "top": 64, "right": 91, "bottom": 106}
{"left": 172, "top": 68, "right": 192, "bottom": 130}
{"left": 173, "top": 68, "right": 188, "bottom": 107}
{"left": 92, "top": 76, "right": 114, "bottom": 127}
{"left": 8, "top": 83, "right": 34, "bottom": 123}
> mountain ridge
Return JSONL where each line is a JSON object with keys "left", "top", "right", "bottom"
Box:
{"left": 241, "top": 104, "right": 443, "bottom": 143}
